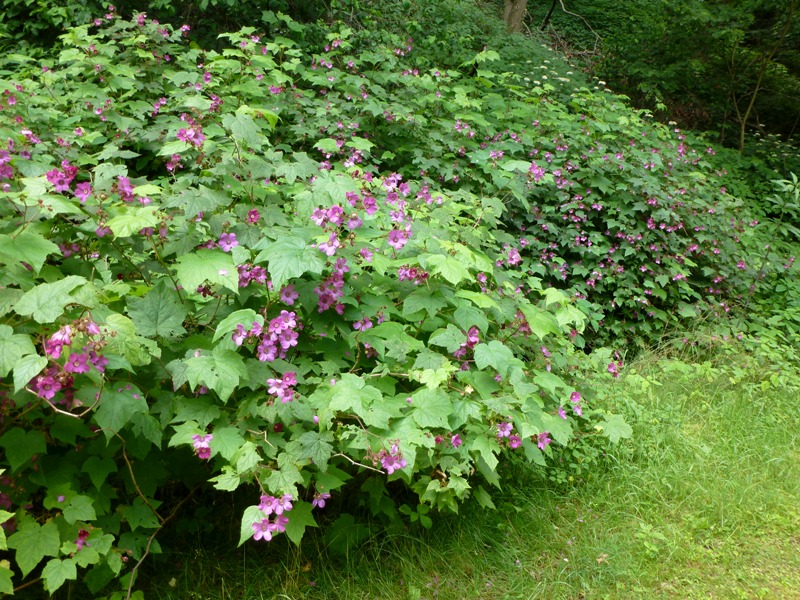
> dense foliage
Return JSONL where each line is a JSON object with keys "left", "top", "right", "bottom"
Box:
{"left": 0, "top": 9, "right": 630, "bottom": 597}
{"left": 0, "top": 2, "right": 797, "bottom": 597}
{"left": 530, "top": 0, "right": 800, "bottom": 166}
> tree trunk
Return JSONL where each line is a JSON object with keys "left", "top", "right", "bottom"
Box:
{"left": 541, "top": 0, "right": 558, "bottom": 30}
{"left": 504, "top": 0, "right": 528, "bottom": 33}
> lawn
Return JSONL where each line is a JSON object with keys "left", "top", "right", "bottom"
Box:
{"left": 144, "top": 339, "right": 800, "bottom": 599}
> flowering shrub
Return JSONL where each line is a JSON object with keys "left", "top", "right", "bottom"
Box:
{"left": 0, "top": 10, "right": 635, "bottom": 596}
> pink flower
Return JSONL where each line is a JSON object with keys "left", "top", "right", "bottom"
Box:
{"left": 74, "top": 182, "right": 92, "bottom": 203}
{"left": 451, "top": 434, "right": 463, "bottom": 448}
{"left": 280, "top": 284, "right": 299, "bottom": 305}
{"left": 246, "top": 209, "right": 260, "bottom": 224}
{"left": 65, "top": 352, "right": 91, "bottom": 374}
{"left": 497, "top": 421, "right": 512, "bottom": 438}
{"left": 312, "top": 492, "right": 331, "bottom": 509}
{"left": 219, "top": 232, "right": 238, "bottom": 252}
{"left": 252, "top": 518, "right": 274, "bottom": 541}
{"left": 387, "top": 228, "right": 409, "bottom": 250}
{"left": 191, "top": 433, "right": 213, "bottom": 459}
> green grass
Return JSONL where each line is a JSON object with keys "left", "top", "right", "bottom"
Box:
{"left": 141, "top": 342, "right": 800, "bottom": 599}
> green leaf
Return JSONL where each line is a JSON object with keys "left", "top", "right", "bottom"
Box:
{"left": 0, "top": 325, "right": 36, "bottom": 377}
{"left": 0, "top": 510, "right": 12, "bottom": 551}
{"left": 210, "top": 466, "right": 241, "bottom": 491}
{"left": 423, "top": 254, "right": 471, "bottom": 285}
{"left": 0, "top": 230, "right": 60, "bottom": 275}
{"left": 0, "top": 565, "right": 12, "bottom": 594}
{"left": 0, "top": 429, "right": 46, "bottom": 471}
{"left": 12, "top": 354, "right": 48, "bottom": 393}
{"left": 222, "top": 110, "right": 263, "bottom": 147}
{"left": 314, "top": 466, "right": 351, "bottom": 494}
{"left": 183, "top": 346, "right": 247, "bottom": 402}
{"left": 297, "top": 431, "right": 334, "bottom": 469}
{"left": 7, "top": 519, "right": 60, "bottom": 576}
{"left": 255, "top": 236, "right": 325, "bottom": 291}
{"left": 329, "top": 373, "right": 382, "bottom": 415}
{"left": 238, "top": 505, "right": 263, "bottom": 546}
{"left": 93, "top": 385, "right": 149, "bottom": 436}
{"left": 157, "top": 139, "right": 192, "bottom": 156}
{"left": 131, "top": 184, "right": 163, "bottom": 196}
{"left": 455, "top": 290, "right": 498, "bottom": 309}
{"left": 210, "top": 426, "right": 245, "bottom": 461}
{"left": 473, "top": 341, "right": 520, "bottom": 377}
{"left": 410, "top": 388, "right": 451, "bottom": 428}
{"left": 540, "top": 413, "right": 573, "bottom": 445}
{"left": 597, "top": 413, "right": 632, "bottom": 444}
{"left": 127, "top": 282, "right": 187, "bottom": 338}
{"left": 234, "top": 441, "right": 261, "bottom": 474}
{"left": 454, "top": 304, "right": 489, "bottom": 333}
{"left": 283, "top": 500, "right": 318, "bottom": 545}
{"left": 121, "top": 497, "right": 161, "bottom": 531}
{"left": 518, "top": 303, "right": 561, "bottom": 340}
{"left": 402, "top": 289, "right": 450, "bottom": 318}
{"left": 82, "top": 456, "right": 116, "bottom": 490}
{"left": 42, "top": 557, "right": 77, "bottom": 593}
{"left": 173, "top": 396, "right": 221, "bottom": 427}
{"left": 533, "top": 371, "right": 567, "bottom": 396}
{"left": 428, "top": 324, "right": 467, "bottom": 353}
{"left": 313, "top": 138, "right": 340, "bottom": 154}
{"left": 63, "top": 495, "right": 97, "bottom": 524}
{"left": 213, "top": 309, "right": 261, "bottom": 342}
{"left": 14, "top": 276, "right": 87, "bottom": 323}
{"left": 164, "top": 185, "right": 230, "bottom": 219}
{"left": 266, "top": 453, "right": 303, "bottom": 495}
{"left": 106, "top": 207, "right": 160, "bottom": 238}
{"left": 313, "top": 171, "right": 362, "bottom": 203}
{"left": 275, "top": 152, "right": 321, "bottom": 183}
{"left": 103, "top": 313, "right": 161, "bottom": 366}
{"left": 175, "top": 249, "right": 239, "bottom": 293}
{"left": 473, "top": 485, "right": 496, "bottom": 509}
{"left": 469, "top": 436, "right": 499, "bottom": 471}
{"left": 345, "top": 137, "right": 375, "bottom": 152}
{"left": 501, "top": 159, "right": 535, "bottom": 173}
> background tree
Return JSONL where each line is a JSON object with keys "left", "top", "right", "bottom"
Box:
{"left": 503, "top": 0, "right": 528, "bottom": 32}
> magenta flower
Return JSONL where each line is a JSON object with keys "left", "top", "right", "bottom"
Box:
{"left": 191, "top": 433, "right": 213, "bottom": 460}
{"left": 279, "top": 284, "right": 299, "bottom": 305}
{"left": 89, "top": 351, "right": 109, "bottom": 372}
{"left": 353, "top": 317, "right": 373, "bottom": 331}
{"left": 275, "top": 494, "right": 293, "bottom": 515}
{"left": 74, "top": 182, "right": 92, "bottom": 203}
{"left": 508, "top": 434, "right": 522, "bottom": 449}
{"left": 537, "top": 432, "right": 552, "bottom": 449}
{"left": 246, "top": 209, "right": 260, "bottom": 224}
{"left": 451, "top": 433, "right": 463, "bottom": 448}
{"left": 34, "top": 375, "right": 61, "bottom": 400}
{"left": 497, "top": 421, "right": 513, "bottom": 438}
{"left": 387, "top": 228, "right": 409, "bottom": 250}
{"left": 252, "top": 518, "right": 274, "bottom": 541}
{"left": 312, "top": 492, "right": 331, "bottom": 509}
{"left": 64, "top": 352, "right": 91, "bottom": 374}
{"left": 273, "top": 514, "right": 289, "bottom": 532}
{"left": 258, "top": 495, "right": 279, "bottom": 515}
{"left": 75, "top": 529, "right": 90, "bottom": 551}
{"left": 318, "top": 232, "right": 341, "bottom": 256}
{"left": 219, "top": 232, "right": 238, "bottom": 252}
